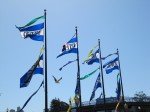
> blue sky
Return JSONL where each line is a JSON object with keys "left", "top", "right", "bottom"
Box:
{"left": 0, "top": 0, "right": 150, "bottom": 112}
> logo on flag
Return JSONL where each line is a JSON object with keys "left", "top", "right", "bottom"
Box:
{"left": 57, "top": 36, "right": 78, "bottom": 58}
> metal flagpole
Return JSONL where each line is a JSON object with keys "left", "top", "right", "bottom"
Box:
{"left": 75, "top": 26, "right": 82, "bottom": 112}
{"left": 98, "top": 39, "right": 106, "bottom": 112}
{"left": 117, "top": 49, "right": 125, "bottom": 103}
{"left": 44, "top": 9, "right": 48, "bottom": 112}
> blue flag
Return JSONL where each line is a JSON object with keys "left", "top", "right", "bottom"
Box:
{"left": 16, "top": 23, "right": 44, "bottom": 41}
{"left": 103, "top": 57, "right": 119, "bottom": 74}
{"left": 116, "top": 74, "right": 121, "bottom": 101}
{"left": 75, "top": 76, "right": 80, "bottom": 96}
{"left": 59, "top": 59, "right": 77, "bottom": 71}
{"left": 20, "top": 54, "right": 43, "bottom": 88}
{"left": 83, "top": 49, "right": 100, "bottom": 65}
{"left": 57, "top": 36, "right": 78, "bottom": 58}
{"left": 34, "top": 54, "right": 43, "bottom": 74}
{"left": 101, "top": 52, "right": 118, "bottom": 60}
{"left": 90, "top": 73, "right": 101, "bottom": 101}
{"left": 74, "top": 74, "right": 80, "bottom": 106}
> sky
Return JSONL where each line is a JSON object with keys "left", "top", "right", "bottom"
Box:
{"left": 0, "top": 0, "right": 150, "bottom": 112}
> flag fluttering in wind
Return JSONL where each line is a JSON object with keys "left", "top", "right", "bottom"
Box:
{"left": 80, "top": 68, "right": 99, "bottom": 80}
{"left": 19, "top": 16, "right": 45, "bottom": 28}
{"left": 101, "top": 52, "right": 118, "bottom": 60}
{"left": 75, "top": 76, "right": 80, "bottom": 96}
{"left": 74, "top": 75, "right": 80, "bottom": 107}
{"left": 57, "top": 36, "right": 78, "bottom": 58}
{"left": 19, "top": 81, "right": 44, "bottom": 112}
{"left": 90, "top": 73, "right": 101, "bottom": 101}
{"left": 83, "top": 45, "right": 99, "bottom": 65}
{"left": 103, "top": 57, "right": 119, "bottom": 74}
{"left": 16, "top": 16, "right": 44, "bottom": 41}
{"left": 115, "top": 74, "right": 122, "bottom": 112}
{"left": 83, "top": 46, "right": 118, "bottom": 65}
{"left": 116, "top": 74, "right": 121, "bottom": 101}
{"left": 74, "top": 73, "right": 80, "bottom": 107}
{"left": 59, "top": 59, "right": 77, "bottom": 71}
{"left": 20, "top": 54, "right": 43, "bottom": 88}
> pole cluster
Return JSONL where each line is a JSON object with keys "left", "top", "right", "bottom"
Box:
{"left": 43, "top": 12, "right": 125, "bottom": 112}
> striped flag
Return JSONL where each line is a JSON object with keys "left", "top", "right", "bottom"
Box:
{"left": 20, "top": 54, "right": 43, "bottom": 88}
{"left": 103, "top": 57, "right": 119, "bottom": 74}
{"left": 16, "top": 16, "right": 44, "bottom": 41}
{"left": 57, "top": 35, "right": 78, "bottom": 58}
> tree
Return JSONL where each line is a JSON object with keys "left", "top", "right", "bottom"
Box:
{"left": 49, "top": 98, "right": 69, "bottom": 112}
{"left": 133, "top": 91, "right": 147, "bottom": 102}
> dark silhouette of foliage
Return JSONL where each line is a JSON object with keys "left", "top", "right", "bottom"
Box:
{"left": 49, "top": 98, "right": 69, "bottom": 112}
{"left": 133, "top": 91, "right": 148, "bottom": 102}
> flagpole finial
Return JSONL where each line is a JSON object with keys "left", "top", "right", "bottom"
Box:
{"left": 75, "top": 26, "right": 78, "bottom": 36}
{"left": 117, "top": 48, "right": 119, "bottom": 53}
{"left": 44, "top": 9, "right": 47, "bottom": 12}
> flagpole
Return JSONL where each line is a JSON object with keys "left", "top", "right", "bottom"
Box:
{"left": 44, "top": 9, "right": 48, "bottom": 112}
{"left": 75, "top": 26, "right": 82, "bottom": 112}
{"left": 98, "top": 39, "right": 106, "bottom": 112}
{"left": 117, "top": 49, "right": 125, "bottom": 106}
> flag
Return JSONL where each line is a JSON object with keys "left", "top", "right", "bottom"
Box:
{"left": 57, "top": 36, "right": 78, "bottom": 58}
{"left": 59, "top": 59, "right": 77, "bottom": 71}
{"left": 116, "top": 74, "right": 121, "bottom": 101}
{"left": 101, "top": 52, "right": 118, "bottom": 60}
{"left": 83, "top": 49, "right": 100, "bottom": 65}
{"left": 75, "top": 77, "right": 80, "bottom": 96}
{"left": 74, "top": 72, "right": 80, "bottom": 107}
{"left": 80, "top": 68, "right": 99, "bottom": 80}
{"left": 20, "top": 54, "right": 43, "bottom": 88}
{"left": 90, "top": 73, "right": 101, "bottom": 101}
{"left": 90, "top": 91, "right": 95, "bottom": 102}
{"left": 34, "top": 54, "right": 43, "bottom": 74}
{"left": 16, "top": 23, "right": 44, "bottom": 41}
{"left": 83, "top": 45, "right": 98, "bottom": 62}
{"left": 19, "top": 81, "right": 44, "bottom": 112}
{"left": 19, "top": 15, "right": 45, "bottom": 28}
{"left": 83, "top": 46, "right": 118, "bottom": 65}
{"left": 16, "top": 15, "right": 44, "bottom": 41}
{"left": 103, "top": 57, "right": 119, "bottom": 74}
